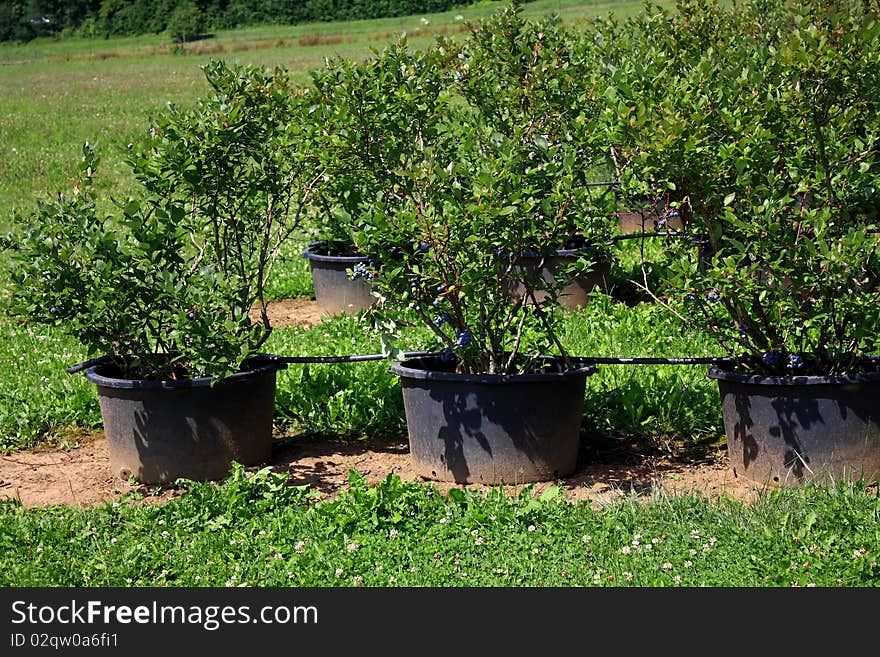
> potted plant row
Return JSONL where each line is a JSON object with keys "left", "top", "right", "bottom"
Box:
{"left": 601, "top": 0, "right": 880, "bottom": 484}
{"left": 1, "top": 61, "right": 324, "bottom": 484}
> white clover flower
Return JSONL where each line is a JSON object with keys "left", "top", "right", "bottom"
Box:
{"left": 621, "top": 546, "right": 631, "bottom": 555}
{"left": 528, "top": 525, "right": 536, "bottom": 532}
{"left": 335, "top": 568, "right": 344, "bottom": 577}
{"left": 294, "top": 541, "right": 305, "bottom": 553}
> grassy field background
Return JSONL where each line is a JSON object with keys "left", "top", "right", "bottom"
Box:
{"left": 0, "top": 0, "right": 674, "bottom": 224}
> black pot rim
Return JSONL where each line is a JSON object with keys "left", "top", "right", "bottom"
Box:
{"left": 707, "top": 364, "right": 880, "bottom": 386}
{"left": 391, "top": 355, "right": 595, "bottom": 384}
{"left": 302, "top": 240, "right": 368, "bottom": 263}
{"left": 85, "top": 355, "right": 285, "bottom": 390}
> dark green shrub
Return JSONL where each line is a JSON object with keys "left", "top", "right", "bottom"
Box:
{"left": 167, "top": 1, "right": 206, "bottom": 43}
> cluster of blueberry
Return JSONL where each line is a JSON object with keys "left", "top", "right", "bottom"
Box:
{"left": 347, "top": 262, "right": 376, "bottom": 281}
{"left": 761, "top": 350, "right": 806, "bottom": 372}
{"left": 654, "top": 209, "right": 680, "bottom": 231}
{"left": 433, "top": 311, "right": 452, "bottom": 327}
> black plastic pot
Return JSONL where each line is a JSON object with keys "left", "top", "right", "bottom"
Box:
{"left": 708, "top": 365, "right": 880, "bottom": 485}
{"left": 302, "top": 241, "right": 374, "bottom": 315}
{"left": 391, "top": 356, "right": 595, "bottom": 484}
{"left": 85, "top": 356, "right": 286, "bottom": 484}
{"left": 505, "top": 248, "right": 611, "bottom": 310}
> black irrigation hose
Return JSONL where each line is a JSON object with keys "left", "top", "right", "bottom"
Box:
{"left": 67, "top": 351, "right": 733, "bottom": 373}
{"left": 271, "top": 350, "right": 440, "bottom": 364}
{"left": 570, "top": 356, "right": 733, "bottom": 366}
{"left": 273, "top": 353, "right": 734, "bottom": 366}
{"left": 607, "top": 230, "right": 694, "bottom": 244}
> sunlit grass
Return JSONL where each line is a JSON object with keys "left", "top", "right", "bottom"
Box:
{"left": 1, "top": 466, "right": 876, "bottom": 586}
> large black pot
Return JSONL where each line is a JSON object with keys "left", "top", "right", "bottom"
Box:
{"left": 505, "top": 247, "right": 611, "bottom": 311}
{"left": 85, "top": 356, "right": 286, "bottom": 484}
{"left": 708, "top": 365, "right": 880, "bottom": 485}
{"left": 391, "top": 356, "right": 595, "bottom": 484}
{"left": 302, "top": 241, "right": 375, "bottom": 315}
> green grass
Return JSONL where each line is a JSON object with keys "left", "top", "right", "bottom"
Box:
{"left": 264, "top": 236, "right": 315, "bottom": 300}
{"left": 0, "top": 321, "right": 98, "bottom": 450}
{"left": 1, "top": 465, "right": 877, "bottom": 586}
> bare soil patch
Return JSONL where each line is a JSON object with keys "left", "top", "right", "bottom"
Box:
{"left": 0, "top": 430, "right": 765, "bottom": 509}
{"left": 250, "top": 296, "right": 324, "bottom": 328}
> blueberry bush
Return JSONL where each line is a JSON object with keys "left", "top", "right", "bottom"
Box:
{"left": 314, "top": 6, "right": 618, "bottom": 375}
{"left": 599, "top": 0, "right": 880, "bottom": 375}
{"left": 1, "top": 61, "right": 323, "bottom": 380}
